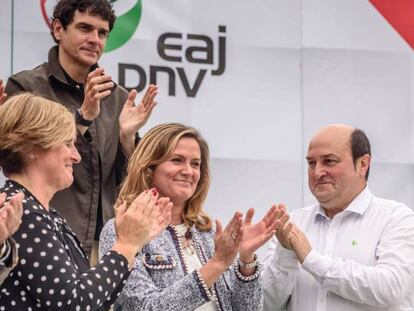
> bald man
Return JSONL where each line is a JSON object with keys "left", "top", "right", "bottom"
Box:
{"left": 263, "top": 125, "right": 414, "bottom": 311}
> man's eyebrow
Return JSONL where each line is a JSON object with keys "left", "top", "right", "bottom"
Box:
{"left": 75, "top": 22, "right": 93, "bottom": 27}
{"left": 306, "top": 153, "right": 338, "bottom": 160}
{"left": 75, "top": 22, "right": 109, "bottom": 32}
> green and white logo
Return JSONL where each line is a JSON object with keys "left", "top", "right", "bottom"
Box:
{"left": 40, "top": 0, "right": 142, "bottom": 53}
{"left": 105, "top": 0, "right": 142, "bottom": 52}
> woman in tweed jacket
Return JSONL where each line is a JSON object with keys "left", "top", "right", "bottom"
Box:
{"left": 100, "top": 123, "right": 279, "bottom": 310}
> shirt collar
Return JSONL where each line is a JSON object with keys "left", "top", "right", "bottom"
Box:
{"left": 47, "top": 45, "right": 67, "bottom": 84}
{"left": 315, "top": 186, "right": 373, "bottom": 221}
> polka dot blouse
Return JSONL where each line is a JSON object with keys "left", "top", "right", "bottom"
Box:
{"left": 0, "top": 180, "right": 131, "bottom": 311}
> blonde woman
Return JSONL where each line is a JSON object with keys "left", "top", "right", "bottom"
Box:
{"left": 100, "top": 123, "right": 279, "bottom": 310}
{"left": 0, "top": 93, "right": 171, "bottom": 310}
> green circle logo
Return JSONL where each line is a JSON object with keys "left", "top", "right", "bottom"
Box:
{"left": 105, "top": 0, "right": 142, "bottom": 52}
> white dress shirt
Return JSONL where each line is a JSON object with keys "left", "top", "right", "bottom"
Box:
{"left": 262, "top": 187, "right": 414, "bottom": 311}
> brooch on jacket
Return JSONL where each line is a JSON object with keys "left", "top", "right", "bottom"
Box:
{"left": 143, "top": 253, "right": 176, "bottom": 270}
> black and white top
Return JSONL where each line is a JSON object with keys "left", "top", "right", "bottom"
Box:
{"left": 0, "top": 180, "right": 130, "bottom": 311}
{"left": 99, "top": 219, "right": 263, "bottom": 311}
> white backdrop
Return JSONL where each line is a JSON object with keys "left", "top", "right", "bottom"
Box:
{"left": 1, "top": 0, "right": 414, "bottom": 246}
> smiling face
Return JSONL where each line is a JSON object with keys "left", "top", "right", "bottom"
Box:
{"left": 35, "top": 137, "right": 81, "bottom": 193}
{"left": 152, "top": 137, "right": 201, "bottom": 208}
{"left": 306, "top": 125, "right": 368, "bottom": 217}
{"left": 53, "top": 10, "right": 109, "bottom": 70}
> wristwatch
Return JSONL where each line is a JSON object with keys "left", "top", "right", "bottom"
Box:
{"left": 75, "top": 108, "right": 93, "bottom": 127}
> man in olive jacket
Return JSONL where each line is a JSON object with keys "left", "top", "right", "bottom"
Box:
{"left": 6, "top": 0, "right": 158, "bottom": 258}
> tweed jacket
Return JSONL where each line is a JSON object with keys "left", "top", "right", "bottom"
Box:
{"left": 100, "top": 218, "right": 263, "bottom": 310}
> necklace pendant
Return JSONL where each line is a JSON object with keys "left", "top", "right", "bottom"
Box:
{"left": 182, "top": 238, "right": 195, "bottom": 255}
{"left": 185, "top": 247, "right": 195, "bottom": 255}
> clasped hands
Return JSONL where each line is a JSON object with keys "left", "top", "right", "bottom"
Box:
{"left": 272, "top": 204, "right": 312, "bottom": 264}
{"left": 0, "top": 192, "right": 24, "bottom": 245}
{"left": 112, "top": 189, "right": 172, "bottom": 267}
{"left": 80, "top": 68, "right": 158, "bottom": 156}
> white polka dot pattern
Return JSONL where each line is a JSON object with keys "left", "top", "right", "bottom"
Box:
{"left": 0, "top": 180, "right": 131, "bottom": 310}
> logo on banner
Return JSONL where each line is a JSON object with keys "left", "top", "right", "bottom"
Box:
{"left": 119, "top": 26, "right": 227, "bottom": 98}
{"left": 40, "top": 0, "right": 141, "bottom": 52}
{"left": 40, "top": 0, "right": 226, "bottom": 97}
{"left": 369, "top": 0, "right": 414, "bottom": 50}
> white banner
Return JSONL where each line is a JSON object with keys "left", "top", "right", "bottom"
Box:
{"left": 1, "top": 0, "right": 414, "bottom": 241}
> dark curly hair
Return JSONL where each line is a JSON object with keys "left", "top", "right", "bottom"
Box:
{"left": 50, "top": 0, "right": 116, "bottom": 43}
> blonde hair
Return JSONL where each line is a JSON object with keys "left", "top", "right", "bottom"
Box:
{"left": 118, "top": 123, "right": 212, "bottom": 231}
{"left": 0, "top": 93, "right": 75, "bottom": 175}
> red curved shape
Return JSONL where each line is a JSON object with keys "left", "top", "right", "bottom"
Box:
{"left": 40, "top": 0, "right": 52, "bottom": 29}
{"left": 370, "top": 0, "right": 414, "bottom": 50}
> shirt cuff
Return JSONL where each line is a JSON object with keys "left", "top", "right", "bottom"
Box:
{"left": 193, "top": 269, "right": 216, "bottom": 304}
{"left": 301, "top": 249, "right": 333, "bottom": 283}
{"left": 274, "top": 244, "right": 299, "bottom": 269}
{"left": 104, "top": 250, "right": 133, "bottom": 272}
